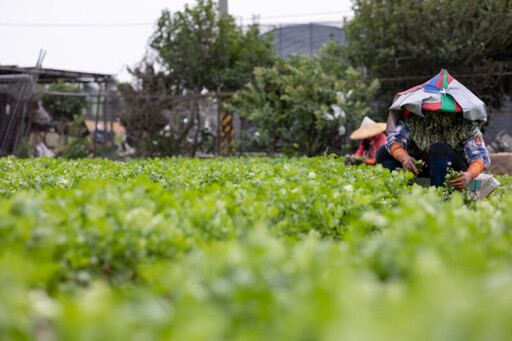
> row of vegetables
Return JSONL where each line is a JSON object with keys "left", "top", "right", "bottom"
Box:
{"left": 1, "top": 156, "right": 511, "bottom": 340}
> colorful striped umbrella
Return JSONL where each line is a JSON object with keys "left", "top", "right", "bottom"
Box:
{"left": 388, "top": 69, "right": 487, "bottom": 131}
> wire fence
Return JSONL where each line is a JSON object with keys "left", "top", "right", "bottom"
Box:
{"left": 32, "top": 90, "right": 246, "bottom": 158}
{"left": 2, "top": 68, "right": 512, "bottom": 158}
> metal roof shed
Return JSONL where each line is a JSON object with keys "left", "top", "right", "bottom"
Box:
{"left": 0, "top": 65, "right": 115, "bottom": 156}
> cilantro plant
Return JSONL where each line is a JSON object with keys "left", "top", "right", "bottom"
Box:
{"left": 0, "top": 156, "right": 511, "bottom": 340}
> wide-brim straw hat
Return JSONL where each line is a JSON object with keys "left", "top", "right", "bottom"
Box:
{"left": 350, "top": 116, "right": 387, "bottom": 140}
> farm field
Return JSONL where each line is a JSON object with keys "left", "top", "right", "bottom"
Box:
{"left": 1, "top": 156, "right": 512, "bottom": 340}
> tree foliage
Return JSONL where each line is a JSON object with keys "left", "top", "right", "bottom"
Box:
{"left": 122, "top": 0, "right": 276, "bottom": 156}
{"left": 345, "top": 0, "right": 512, "bottom": 109}
{"left": 149, "top": 0, "right": 275, "bottom": 93}
{"left": 118, "top": 61, "right": 171, "bottom": 157}
{"left": 226, "top": 42, "right": 379, "bottom": 156}
{"left": 42, "top": 81, "right": 87, "bottom": 121}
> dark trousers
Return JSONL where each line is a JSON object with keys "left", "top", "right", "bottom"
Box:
{"left": 375, "top": 143, "right": 469, "bottom": 187}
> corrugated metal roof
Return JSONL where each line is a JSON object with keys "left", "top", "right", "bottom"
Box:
{"left": 0, "top": 65, "right": 113, "bottom": 83}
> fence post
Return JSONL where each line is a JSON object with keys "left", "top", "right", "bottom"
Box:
{"left": 217, "top": 92, "right": 221, "bottom": 156}
{"left": 93, "top": 82, "right": 103, "bottom": 157}
{"left": 220, "top": 110, "right": 235, "bottom": 155}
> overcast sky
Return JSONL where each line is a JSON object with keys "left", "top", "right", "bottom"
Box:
{"left": 0, "top": 0, "right": 353, "bottom": 82}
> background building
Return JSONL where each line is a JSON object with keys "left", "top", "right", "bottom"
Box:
{"left": 265, "top": 23, "right": 347, "bottom": 59}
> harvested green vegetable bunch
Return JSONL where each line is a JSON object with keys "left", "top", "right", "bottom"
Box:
{"left": 443, "top": 168, "right": 476, "bottom": 204}
{"left": 442, "top": 168, "right": 463, "bottom": 200}
{"left": 445, "top": 168, "right": 462, "bottom": 185}
{"left": 414, "top": 160, "right": 425, "bottom": 173}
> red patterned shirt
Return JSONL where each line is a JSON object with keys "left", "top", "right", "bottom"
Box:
{"left": 355, "top": 133, "right": 387, "bottom": 162}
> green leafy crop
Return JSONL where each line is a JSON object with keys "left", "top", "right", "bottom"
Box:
{"left": 414, "top": 159, "right": 425, "bottom": 173}
{"left": 0, "top": 156, "right": 510, "bottom": 340}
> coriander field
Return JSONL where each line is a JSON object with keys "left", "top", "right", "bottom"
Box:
{"left": 1, "top": 156, "right": 512, "bottom": 340}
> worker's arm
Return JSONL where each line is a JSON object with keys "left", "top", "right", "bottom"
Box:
{"left": 385, "top": 124, "right": 410, "bottom": 154}
{"left": 449, "top": 160, "right": 484, "bottom": 189}
{"left": 385, "top": 125, "right": 418, "bottom": 174}
{"left": 450, "top": 136, "right": 491, "bottom": 189}
{"left": 390, "top": 142, "right": 418, "bottom": 174}
{"left": 463, "top": 135, "right": 491, "bottom": 170}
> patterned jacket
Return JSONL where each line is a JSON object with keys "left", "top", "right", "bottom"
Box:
{"left": 385, "top": 112, "right": 490, "bottom": 168}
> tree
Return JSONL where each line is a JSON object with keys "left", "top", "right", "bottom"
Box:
{"left": 345, "top": 0, "right": 512, "bottom": 110}
{"left": 118, "top": 61, "right": 170, "bottom": 157}
{"left": 217, "top": 23, "right": 277, "bottom": 91}
{"left": 225, "top": 64, "right": 288, "bottom": 155}
{"left": 226, "top": 44, "right": 379, "bottom": 156}
{"left": 42, "top": 81, "right": 87, "bottom": 121}
{"left": 123, "top": 0, "right": 276, "bottom": 156}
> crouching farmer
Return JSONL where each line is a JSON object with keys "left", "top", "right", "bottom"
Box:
{"left": 376, "top": 69, "right": 490, "bottom": 189}
{"left": 345, "top": 116, "right": 387, "bottom": 166}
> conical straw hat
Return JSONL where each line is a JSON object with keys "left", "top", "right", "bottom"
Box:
{"left": 350, "top": 116, "right": 387, "bottom": 140}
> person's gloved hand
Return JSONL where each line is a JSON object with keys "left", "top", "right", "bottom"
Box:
{"left": 390, "top": 142, "right": 418, "bottom": 175}
{"left": 401, "top": 156, "right": 418, "bottom": 174}
{"left": 449, "top": 160, "right": 485, "bottom": 189}
{"left": 449, "top": 172, "right": 472, "bottom": 189}
{"left": 354, "top": 156, "right": 365, "bottom": 165}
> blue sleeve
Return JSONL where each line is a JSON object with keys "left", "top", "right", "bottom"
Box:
{"left": 464, "top": 137, "right": 491, "bottom": 169}
{"left": 385, "top": 124, "right": 411, "bottom": 153}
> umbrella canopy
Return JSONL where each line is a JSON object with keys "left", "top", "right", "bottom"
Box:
{"left": 388, "top": 69, "right": 487, "bottom": 132}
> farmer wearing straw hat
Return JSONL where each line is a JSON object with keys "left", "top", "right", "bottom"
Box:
{"left": 344, "top": 116, "right": 387, "bottom": 166}
{"left": 375, "top": 69, "right": 490, "bottom": 188}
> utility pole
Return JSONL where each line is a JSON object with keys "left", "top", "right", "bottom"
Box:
{"left": 219, "top": 0, "right": 228, "bottom": 15}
